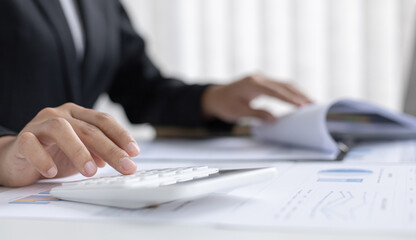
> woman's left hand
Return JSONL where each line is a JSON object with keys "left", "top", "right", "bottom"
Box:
{"left": 201, "top": 74, "right": 313, "bottom": 123}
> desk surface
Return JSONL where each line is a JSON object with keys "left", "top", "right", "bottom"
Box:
{"left": 1, "top": 137, "right": 416, "bottom": 240}
{"left": 0, "top": 185, "right": 413, "bottom": 240}
{"left": 0, "top": 216, "right": 414, "bottom": 240}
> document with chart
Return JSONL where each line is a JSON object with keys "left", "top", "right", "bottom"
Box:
{"left": 217, "top": 163, "right": 416, "bottom": 233}
{"left": 0, "top": 162, "right": 414, "bottom": 235}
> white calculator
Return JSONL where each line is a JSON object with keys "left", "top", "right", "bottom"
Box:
{"left": 50, "top": 166, "right": 276, "bottom": 209}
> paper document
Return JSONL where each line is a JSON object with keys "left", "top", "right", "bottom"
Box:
{"left": 138, "top": 137, "right": 337, "bottom": 161}
{"left": 253, "top": 99, "right": 416, "bottom": 158}
{"left": 344, "top": 139, "right": 416, "bottom": 163}
{"left": 0, "top": 161, "right": 414, "bottom": 235}
{"left": 218, "top": 163, "right": 416, "bottom": 233}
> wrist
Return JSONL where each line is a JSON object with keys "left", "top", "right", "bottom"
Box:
{"left": 0, "top": 136, "right": 17, "bottom": 186}
{"left": 201, "top": 85, "right": 223, "bottom": 120}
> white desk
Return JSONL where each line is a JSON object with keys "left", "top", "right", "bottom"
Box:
{"left": 0, "top": 212, "right": 413, "bottom": 240}
{"left": 1, "top": 137, "right": 416, "bottom": 240}
{"left": 0, "top": 181, "right": 414, "bottom": 240}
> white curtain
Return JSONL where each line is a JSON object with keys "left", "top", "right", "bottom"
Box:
{"left": 95, "top": 0, "right": 415, "bottom": 136}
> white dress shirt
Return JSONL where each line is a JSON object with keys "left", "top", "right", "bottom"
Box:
{"left": 59, "top": 0, "right": 85, "bottom": 61}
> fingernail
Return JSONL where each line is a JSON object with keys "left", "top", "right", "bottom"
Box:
{"left": 46, "top": 166, "right": 57, "bottom": 178}
{"left": 120, "top": 157, "right": 136, "bottom": 172}
{"left": 296, "top": 100, "right": 305, "bottom": 106}
{"left": 299, "top": 99, "right": 310, "bottom": 106}
{"left": 267, "top": 116, "right": 277, "bottom": 123}
{"left": 126, "top": 141, "right": 140, "bottom": 156}
{"left": 83, "top": 161, "right": 97, "bottom": 176}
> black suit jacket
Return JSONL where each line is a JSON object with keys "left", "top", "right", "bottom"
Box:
{"left": 0, "top": 0, "right": 229, "bottom": 136}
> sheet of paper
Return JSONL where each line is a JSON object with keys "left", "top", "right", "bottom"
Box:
{"left": 0, "top": 161, "right": 414, "bottom": 235}
{"left": 216, "top": 163, "right": 416, "bottom": 234}
{"left": 137, "top": 137, "right": 337, "bottom": 161}
{"left": 252, "top": 103, "right": 338, "bottom": 153}
{"left": 344, "top": 139, "right": 416, "bottom": 163}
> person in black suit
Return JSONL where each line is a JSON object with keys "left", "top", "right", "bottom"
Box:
{"left": 0, "top": 0, "right": 311, "bottom": 187}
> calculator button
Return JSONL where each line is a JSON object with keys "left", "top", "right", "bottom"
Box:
{"left": 131, "top": 182, "right": 160, "bottom": 188}
{"left": 159, "top": 171, "right": 175, "bottom": 177}
{"left": 59, "top": 166, "right": 219, "bottom": 189}
{"left": 140, "top": 174, "right": 159, "bottom": 180}
{"left": 62, "top": 181, "right": 83, "bottom": 186}
{"left": 207, "top": 169, "right": 219, "bottom": 174}
{"left": 159, "top": 179, "right": 177, "bottom": 186}
{"left": 193, "top": 174, "right": 209, "bottom": 179}
{"left": 177, "top": 176, "right": 194, "bottom": 182}
{"left": 176, "top": 168, "right": 193, "bottom": 174}
{"left": 193, "top": 166, "right": 209, "bottom": 171}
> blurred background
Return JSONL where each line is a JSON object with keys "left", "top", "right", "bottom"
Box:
{"left": 95, "top": 0, "right": 416, "bottom": 138}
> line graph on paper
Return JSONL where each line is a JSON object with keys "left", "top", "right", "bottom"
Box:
{"left": 274, "top": 189, "right": 377, "bottom": 222}
{"left": 309, "top": 191, "right": 374, "bottom": 221}
{"left": 274, "top": 167, "right": 398, "bottom": 224}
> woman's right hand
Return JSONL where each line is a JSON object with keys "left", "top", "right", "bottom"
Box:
{"left": 0, "top": 103, "right": 140, "bottom": 187}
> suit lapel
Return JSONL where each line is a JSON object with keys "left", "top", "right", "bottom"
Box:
{"left": 34, "top": 0, "right": 82, "bottom": 103}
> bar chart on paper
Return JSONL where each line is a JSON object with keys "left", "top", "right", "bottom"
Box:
{"left": 213, "top": 164, "right": 416, "bottom": 233}
{"left": 9, "top": 190, "right": 59, "bottom": 205}
{"left": 316, "top": 168, "right": 373, "bottom": 183}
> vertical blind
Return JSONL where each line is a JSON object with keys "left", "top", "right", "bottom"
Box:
{"left": 96, "top": 0, "right": 415, "bottom": 134}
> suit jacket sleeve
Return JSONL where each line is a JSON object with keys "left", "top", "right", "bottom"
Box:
{"left": 108, "top": 3, "right": 232, "bottom": 130}
{"left": 0, "top": 126, "right": 17, "bottom": 137}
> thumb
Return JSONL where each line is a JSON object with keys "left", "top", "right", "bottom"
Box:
{"left": 243, "top": 108, "right": 277, "bottom": 123}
